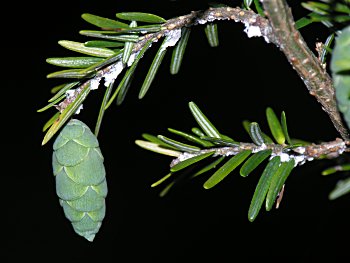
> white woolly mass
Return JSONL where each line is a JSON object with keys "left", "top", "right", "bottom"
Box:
{"left": 65, "top": 89, "right": 75, "bottom": 98}
{"left": 197, "top": 16, "right": 216, "bottom": 24}
{"left": 197, "top": 14, "right": 228, "bottom": 25}
{"left": 252, "top": 143, "right": 267, "bottom": 153}
{"left": 75, "top": 104, "right": 83, "bottom": 115}
{"left": 175, "top": 152, "right": 197, "bottom": 163}
{"left": 127, "top": 52, "right": 138, "bottom": 67}
{"left": 293, "top": 147, "right": 306, "bottom": 154}
{"left": 293, "top": 155, "right": 307, "bottom": 166}
{"left": 90, "top": 77, "right": 101, "bottom": 90}
{"left": 279, "top": 153, "right": 290, "bottom": 162}
{"left": 224, "top": 151, "right": 238, "bottom": 157}
{"left": 262, "top": 25, "right": 272, "bottom": 43}
{"left": 244, "top": 23, "right": 262, "bottom": 38}
{"left": 104, "top": 61, "right": 125, "bottom": 88}
{"left": 163, "top": 29, "right": 182, "bottom": 50}
{"left": 269, "top": 151, "right": 315, "bottom": 167}
{"left": 337, "top": 142, "right": 346, "bottom": 155}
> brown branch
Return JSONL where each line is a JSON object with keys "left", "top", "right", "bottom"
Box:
{"left": 134, "top": 7, "right": 276, "bottom": 52}
{"left": 261, "top": 0, "right": 349, "bottom": 140}
{"left": 64, "top": 4, "right": 349, "bottom": 140}
{"left": 116, "top": 5, "right": 350, "bottom": 141}
{"left": 170, "top": 138, "right": 347, "bottom": 167}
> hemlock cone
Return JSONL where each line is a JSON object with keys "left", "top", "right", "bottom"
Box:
{"left": 52, "top": 119, "right": 107, "bottom": 241}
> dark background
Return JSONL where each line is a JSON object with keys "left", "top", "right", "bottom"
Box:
{"left": 6, "top": 0, "right": 350, "bottom": 262}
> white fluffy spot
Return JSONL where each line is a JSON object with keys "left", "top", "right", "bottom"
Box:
{"left": 293, "top": 155, "right": 306, "bottom": 166}
{"left": 261, "top": 26, "right": 273, "bottom": 43}
{"left": 224, "top": 151, "right": 238, "bottom": 157}
{"left": 104, "top": 61, "right": 125, "bottom": 88}
{"left": 280, "top": 153, "right": 290, "bottom": 162}
{"left": 263, "top": 36, "right": 270, "bottom": 43}
{"left": 252, "top": 143, "right": 267, "bottom": 153}
{"left": 244, "top": 23, "right": 262, "bottom": 38}
{"left": 269, "top": 152, "right": 310, "bottom": 167}
{"left": 65, "top": 89, "right": 75, "bottom": 98}
{"left": 337, "top": 141, "right": 346, "bottom": 155}
{"left": 174, "top": 152, "right": 197, "bottom": 164}
{"left": 293, "top": 147, "right": 305, "bottom": 154}
{"left": 197, "top": 14, "right": 216, "bottom": 25}
{"left": 197, "top": 19, "right": 207, "bottom": 25}
{"left": 90, "top": 77, "right": 101, "bottom": 90}
{"left": 75, "top": 104, "right": 83, "bottom": 115}
{"left": 162, "top": 28, "right": 182, "bottom": 50}
{"left": 127, "top": 52, "right": 138, "bottom": 67}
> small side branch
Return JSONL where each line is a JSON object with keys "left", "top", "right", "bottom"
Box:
{"left": 261, "top": 0, "right": 349, "bottom": 140}
{"left": 171, "top": 138, "right": 347, "bottom": 167}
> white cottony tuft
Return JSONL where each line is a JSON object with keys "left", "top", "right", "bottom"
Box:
{"left": 293, "top": 147, "right": 306, "bottom": 154}
{"left": 104, "top": 61, "right": 125, "bottom": 88}
{"left": 90, "top": 77, "right": 101, "bottom": 90}
{"left": 197, "top": 19, "right": 207, "bottom": 24}
{"left": 75, "top": 104, "right": 83, "bottom": 115}
{"left": 252, "top": 143, "right": 267, "bottom": 153}
{"left": 269, "top": 151, "right": 313, "bottom": 167}
{"left": 127, "top": 52, "right": 138, "bottom": 67}
{"left": 293, "top": 155, "right": 306, "bottom": 166}
{"left": 65, "top": 89, "right": 75, "bottom": 98}
{"left": 279, "top": 153, "right": 290, "bottom": 162}
{"left": 244, "top": 23, "right": 262, "bottom": 38}
{"left": 163, "top": 29, "right": 182, "bottom": 49}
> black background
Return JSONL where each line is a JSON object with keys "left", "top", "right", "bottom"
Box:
{"left": 6, "top": 0, "right": 350, "bottom": 262}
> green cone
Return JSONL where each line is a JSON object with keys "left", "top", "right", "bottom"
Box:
{"left": 52, "top": 119, "right": 107, "bottom": 241}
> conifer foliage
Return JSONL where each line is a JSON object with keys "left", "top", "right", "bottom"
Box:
{"left": 40, "top": 0, "right": 350, "bottom": 240}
